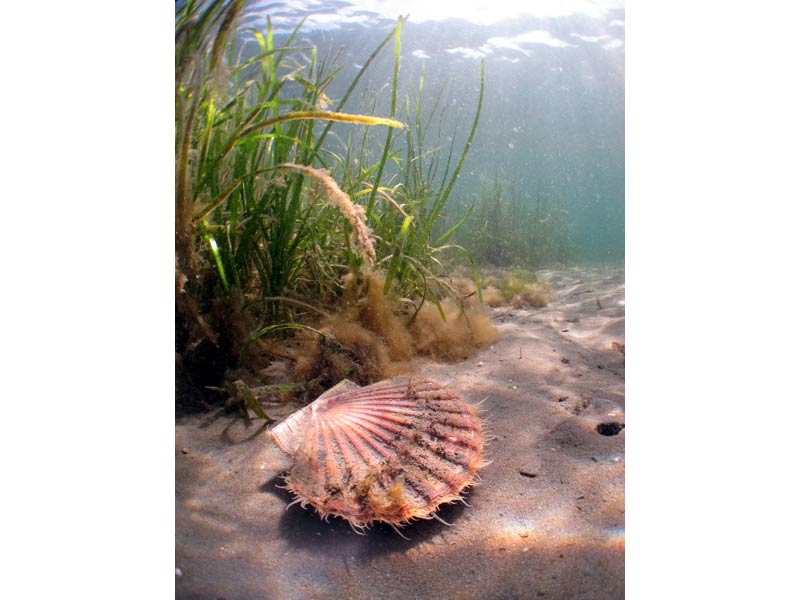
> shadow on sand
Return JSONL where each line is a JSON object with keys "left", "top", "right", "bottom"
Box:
{"left": 259, "top": 473, "right": 473, "bottom": 556}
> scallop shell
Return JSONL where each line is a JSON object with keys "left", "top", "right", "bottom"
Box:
{"left": 269, "top": 378, "right": 486, "bottom": 529}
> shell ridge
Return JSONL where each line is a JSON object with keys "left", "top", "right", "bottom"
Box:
{"left": 336, "top": 413, "right": 396, "bottom": 444}
{"left": 333, "top": 411, "right": 408, "bottom": 441}
{"left": 335, "top": 406, "right": 419, "bottom": 423}
{"left": 318, "top": 414, "right": 343, "bottom": 488}
{"left": 329, "top": 418, "right": 371, "bottom": 466}
{"left": 326, "top": 381, "right": 405, "bottom": 404}
{"left": 406, "top": 438, "right": 480, "bottom": 492}
{"left": 343, "top": 420, "right": 395, "bottom": 460}
{"left": 333, "top": 412, "right": 421, "bottom": 453}
{"left": 334, "top": 417, "right": 392, "bottom": 464}
{"left": 429, "top": 417, "right": 482, "bottom": 434}
{"left": 411, "top": 451, "right": 464, "bottom": 489}
{"left": 415, "top": 434, "right": 475, "bottom": 470}
{"left": 336, "top": 392, "right": 416, "bottom": 407}
{"left": 323, "top": 415, "right": 358, "bottom": 477}
{"left": 400, "top": 461, "right": 450, "bottom": 501}
{"left": 305, "top": 409, "right": 322, "bottom": 477}
{"left": 396, "top": 470, "right": 438, "bottom": 506}
{"left": 339, "top": 400, "right": 418, "bottom": 410}
{"left": 327, "top": 400, "right": 418, "bottom": 416}
{"left": 416, "top": 402, "right": 471, "bottom": 415}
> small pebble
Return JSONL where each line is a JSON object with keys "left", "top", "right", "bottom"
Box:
{"left": 175, "top": 568, "right": 183, "bottom": 577}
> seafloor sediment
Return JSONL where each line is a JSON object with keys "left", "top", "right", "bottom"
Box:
{"left": 175, "top": 265, "right": 625, "bottom": 600}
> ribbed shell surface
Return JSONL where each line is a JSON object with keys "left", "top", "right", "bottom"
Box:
{"left": 269, "top": 378, "right": 485, "bottom": 527}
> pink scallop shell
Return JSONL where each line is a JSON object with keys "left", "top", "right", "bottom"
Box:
{"left": 270, "top": 378, "right": 486, "bottom": 529}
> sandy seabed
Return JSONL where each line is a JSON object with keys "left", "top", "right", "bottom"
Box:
{"left": 176, "top": 265, "right": 625, "bottom": 600}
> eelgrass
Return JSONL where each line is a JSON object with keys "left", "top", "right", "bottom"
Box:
{"left": 176, "top": 2, "right": 401, "bottom": 327}
{"left": 361, "top": 60, "right": 486, "bottom": 321}
{"left": 452, "top": 174, "right": 574, "bottom": 269}
{"left": 175, "top": 1, "right": 485, "bottom": 399}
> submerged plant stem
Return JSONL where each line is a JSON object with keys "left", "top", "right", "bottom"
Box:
{"left": 240, "top": 110, "right": 404, "bottom": 139}
{"left": 276, "top": 163, "right": 376, "bottom": 265}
